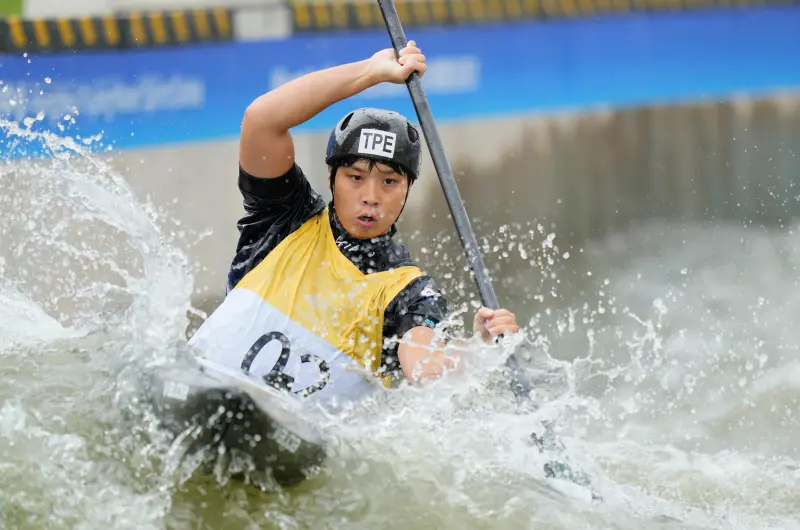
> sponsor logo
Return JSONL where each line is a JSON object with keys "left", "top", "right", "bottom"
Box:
{"left": 162, "top": 380, "right": 190, "bottom": 402}
{"left": 420, "top": 286, "right": 439, "bottom": 299}
{"left": 272, "top": 425, "right": 302, "bottom": 453}
{"left": 0, "top": 74, "right": 206, "bottom": 124}
{"left": 335, "top": 236, "right": 360, "bottom": 253}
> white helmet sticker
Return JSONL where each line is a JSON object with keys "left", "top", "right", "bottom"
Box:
{"left": 357, "top": 128, "right": 396, "bottom": 159}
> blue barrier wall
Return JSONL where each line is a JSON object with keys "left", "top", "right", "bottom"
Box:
{"left": 1, "top": 6, "right": 799, "bottom": 154}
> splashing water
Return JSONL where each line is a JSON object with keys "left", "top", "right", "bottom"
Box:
{"left": 1, "top": 120, "right": 799, "bottom": 529}
{"left": 0, "top": 119, "right": 192, "bottom": 529}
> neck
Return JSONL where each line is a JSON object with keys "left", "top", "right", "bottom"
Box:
{"left": 327, "top": 203, "right": 413, "bottom": 275}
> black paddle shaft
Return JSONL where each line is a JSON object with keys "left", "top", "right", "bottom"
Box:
{"left": 377, "top": 0, "right": 532, "bottom": 400}
{"left": 373, "top": 7, "right": 597, "bottom": 497}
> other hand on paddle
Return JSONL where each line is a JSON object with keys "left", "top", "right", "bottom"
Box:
{"left": 473, "top": 307, "right": 520, "bottom": 343}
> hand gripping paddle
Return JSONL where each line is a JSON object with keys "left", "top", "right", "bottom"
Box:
{"left": 376, "top": 0, "right": 597, "bottom": 497}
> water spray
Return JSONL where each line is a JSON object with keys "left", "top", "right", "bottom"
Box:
{"left": 376, "top": 0, "right": 598, "bottom": 498}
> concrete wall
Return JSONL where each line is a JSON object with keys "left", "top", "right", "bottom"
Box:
{"left": 99, "top": 91, "right": 800, "bottom": 319}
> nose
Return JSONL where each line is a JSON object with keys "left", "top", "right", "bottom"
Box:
{"left": 360, "top": 178, "right": 380, "bottom": 207}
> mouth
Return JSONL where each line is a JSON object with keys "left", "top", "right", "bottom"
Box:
{"left": 356, "top": 215, "right": 378, "bottom": 228}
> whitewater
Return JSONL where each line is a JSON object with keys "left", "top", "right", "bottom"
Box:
{"left": 0, "top": 120, "right": 798, "bottom": 529}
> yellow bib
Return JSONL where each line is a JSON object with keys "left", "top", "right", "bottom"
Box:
{"left": 188, "top": 209, "right": 421, "bottom": 406}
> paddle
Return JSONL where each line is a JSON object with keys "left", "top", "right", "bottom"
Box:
{"left": 375, "top": 0, "right": 531, "bottom": 401}
{"left": 378, "top": 0, "right": 531, "bottom": 401}
{"left": 376, "top": 0, "right": 596, "bottom": 494}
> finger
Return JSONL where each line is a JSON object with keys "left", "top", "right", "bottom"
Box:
{"left": 486, "top": 323, "right": 517, "bottom": 335}
{"left": 399, "top": 45, "right": 421, "bottom": 57}
{"left": 415, "top": 62, "right": 427, "bottom": 77}
{"left": 488, "top": 319, "right": 520, "bottom": 331}
{"left": 399, "top": 63, "right": 423, "bottom": 81}
{"left": 487, "top": 313, "right": 515, "bottom": 323}
{"left": 400, "top": 54, "right": 422, "bottom": 67}
{"left": 477, "top": 307, "right": 495, "bottom": 319}
{"left": 400, "top": 51, "right": 424, "bottom": 62}
{"left": 401, "top": 59, "right": 418, "bottom": 77}
{"left": 488, "top": 315, "right": 515, "bottom": 326}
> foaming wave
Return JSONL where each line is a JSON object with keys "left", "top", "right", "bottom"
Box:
{"left": 0, "top": 119, "right": 198, "bottom": 528}
{"left": 3, "top": 112, "right": 800, "bottom": 529}
{"left": 0, "top": 118, "right": 193, "bottom": 343}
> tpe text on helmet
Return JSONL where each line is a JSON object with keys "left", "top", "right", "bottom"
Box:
{"left": 357, "top": 128, "right": 396, "bottom": 159}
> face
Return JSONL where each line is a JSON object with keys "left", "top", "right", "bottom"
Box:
{"left": 332, "top": 159, "right": 410, "bottom": 240}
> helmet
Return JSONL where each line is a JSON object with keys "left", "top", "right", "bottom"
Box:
{"left": 325, "top": 108, "right": 421, "bottom": 179}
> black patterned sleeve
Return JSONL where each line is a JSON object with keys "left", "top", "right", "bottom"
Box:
{"left": 227, "top": 164, "right": 325, "bottom": 292}
{"left": 380, "top": 276, "right": 449, "bottom": 377}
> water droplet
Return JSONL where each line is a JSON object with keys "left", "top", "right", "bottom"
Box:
{"left": 44, "top": 77, "right": 52, "bottom": 84}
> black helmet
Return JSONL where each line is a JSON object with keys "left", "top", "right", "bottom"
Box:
{"left": 325, "top": 108, "right": 421, "bottom": 179}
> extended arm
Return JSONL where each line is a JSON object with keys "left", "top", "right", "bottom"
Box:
{"left": 397, "top": 308, "right": 520, "bottom": 384}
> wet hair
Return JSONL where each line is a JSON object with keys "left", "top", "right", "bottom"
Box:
{"left": 329, "top": 155, "right": 417, "bottom": 190}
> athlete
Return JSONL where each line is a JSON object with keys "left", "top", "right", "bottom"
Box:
{"left": 188, "top": 41, "right": 521, "bottom": 409}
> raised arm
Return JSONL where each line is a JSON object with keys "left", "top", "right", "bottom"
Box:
{"left": 239, "top": 42, "right": 428, "bottom": 180}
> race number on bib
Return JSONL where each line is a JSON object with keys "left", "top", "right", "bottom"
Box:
{"left": 357, "top": 128, "right": 396, "bottom": 158}
{"left": 188, "top": 289, "right": 383, "bottom": 408}
{"left": 241, "top": 330, "right": 330, "bottom": 398}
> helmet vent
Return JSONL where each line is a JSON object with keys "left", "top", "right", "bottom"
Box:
{"left": 340, "top": 112, "right": 354, "bottom": 131}
{"left": 407, "top": 123, "right": 419, "bottom": 142}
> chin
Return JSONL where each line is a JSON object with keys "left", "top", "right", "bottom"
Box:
{"left": 350, "top": 229, "right": 382, "bottom": 240}
{"left": 346, "top": 223, "right": 390, "bottom": 240}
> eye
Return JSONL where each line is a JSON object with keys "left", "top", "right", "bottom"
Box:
{"left": 383, "top": 178, "right": 398, "bottom": 185}
{"left": 349, "top": 174, "right": 362, "bottom": 181}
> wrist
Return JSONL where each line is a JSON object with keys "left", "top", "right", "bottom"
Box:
{"left": 359, "top": 58, "right": 385, "bottom": 87}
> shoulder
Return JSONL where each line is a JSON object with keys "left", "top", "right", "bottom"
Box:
{"left": 399, "top": 275, "right": 447, "bottom": 307}
{"left": 387, "top": 274, "right": 448, "bottom": 325}
{"left": 380, "top": 274, "right": 448, "bottom": 375}
{"left": 380, "top": 242, "right": 445, "bottom": 314}
{"left": 235, "top": 164, "right": 325, "bottom": 240}
{"left": 238, "top": 163, "right": 323, "bottom": 207}
{"left": 228, "top": 164, "right": 325, "bottom": 291}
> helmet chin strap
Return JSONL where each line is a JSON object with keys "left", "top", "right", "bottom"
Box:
{"left": 396, "top": 182, "right": 412, "bottom": 221}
